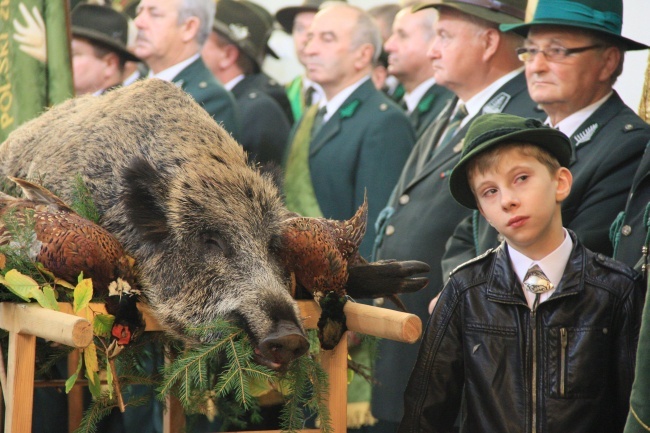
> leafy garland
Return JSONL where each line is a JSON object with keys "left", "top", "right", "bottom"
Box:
{"left": 0, "top": 176, "right": 333, "bottom": 433}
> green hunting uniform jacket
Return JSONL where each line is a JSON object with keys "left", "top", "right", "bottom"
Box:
{"left": 172, "top": 57, "right": 241, "bottom": 139}
{"left": 231, "top": 74, "right": 291, "bottom": 166}
{"left": 442, "top": 92, "right": 650, "bottom": 276}
{"left": 371, "top": 72, "right": 545, "bottom": 424}
{"left": 286, "top": 78, "right": 415, "bottom": 259}
{"left": 616, "top": 141, "right": 650, "bottom": 433}
{"left": 404, "top": 83, "right": 454, "bottom": 139}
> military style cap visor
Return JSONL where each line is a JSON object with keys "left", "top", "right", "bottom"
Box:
{"left": 413, "top": 0, "right": 526, "bottom": 25}
{"left": 276, "top": 0, "right": 346, "bottom": 33}
{"left": 449, "top": 114, "right": 572, "bottom": 209}
{"left": 71, "top": 4, "right": 140, "bottom": 62}
{"left": 500, "top": 0, "right": 648, "bottom": 50}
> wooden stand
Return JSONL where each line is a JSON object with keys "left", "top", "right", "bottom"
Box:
{"left": 0, "top": 300, "right": 421, "bottom": 433}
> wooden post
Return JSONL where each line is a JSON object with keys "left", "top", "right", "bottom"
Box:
{"left": 320, "top": 333, "right": 348, "bottom": 433}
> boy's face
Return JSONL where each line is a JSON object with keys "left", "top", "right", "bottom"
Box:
{"left": 470, "top": 146, "right": 572, "bottom": 259}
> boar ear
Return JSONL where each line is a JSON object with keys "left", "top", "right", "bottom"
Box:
{"left": 122, "top": 157, "right": 171, "bottom": 244}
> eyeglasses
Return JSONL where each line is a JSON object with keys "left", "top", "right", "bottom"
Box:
{"left": 516, "top": 45, "right": 602, "bottom": 63}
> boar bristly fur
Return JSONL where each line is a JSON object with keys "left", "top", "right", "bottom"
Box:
{"left": 0, "top": 79, "right": 308, "bottom": 367}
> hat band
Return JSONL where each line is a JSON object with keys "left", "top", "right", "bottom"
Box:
{"left": 534, "top": 1, "right": 622, "bottom": 34}
{"left": 450, "top": 0, "right": 525, "bottom": 20}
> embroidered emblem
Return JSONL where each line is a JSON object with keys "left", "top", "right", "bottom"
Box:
{"left": 417, "top": 94, "right": 435, "bottom": 113}
{"left": 482, "top": 92, "right": 511, "bottom": 114}
{"left": 229, "top": 23, "right": 249, "bottom": 41}
{"left": 574, "top": 123, "right": 598, "bottom": 147}
{"left": 340, "top": 99, "right": 361, "bottom": 119}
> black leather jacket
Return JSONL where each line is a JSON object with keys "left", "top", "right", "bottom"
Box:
{"left": 399, "top": 232, "right": 644, "bottom": 433}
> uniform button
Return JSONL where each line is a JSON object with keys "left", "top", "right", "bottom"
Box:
{"left": 199, "top": 81, "right": 208, "bottom": 88}
{"left": 379, "top": 103, "right": 388, "bottom": 111}
{"left": 385, "top": 225, "right": 395, "bottom": 236}
{"left": 249, "top": 92, "right": 258, "bottom": 99}
{"left": 497, "top": 234, "right": 505, "bottom": 242}
{"left": 624, "top": 123, "right": 634, "bottom": 131}
{"left": 399, "top": 194, "right": 410, "bottom": 205}
{"left": 373, "top": 298, "right": 385, "bottom": 307}
{"left": 621, "top": 225, "right": 632, "bottom": 236}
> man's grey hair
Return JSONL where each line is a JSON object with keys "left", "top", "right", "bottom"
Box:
{"left": 177, "top": 0, "right": 215, "bottom": 46}
{"left": 413, "top": 7, "right": 438, "bottom": 41}
{"left": 321, "top": 3, "right": 382, "bottom": 63}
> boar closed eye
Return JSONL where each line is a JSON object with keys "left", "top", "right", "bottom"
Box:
{"left": 202, "top": 232, "right": 232, "bottom": 257}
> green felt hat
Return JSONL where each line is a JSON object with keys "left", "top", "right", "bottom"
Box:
{"left": 449, "top": 113, "right": 572, "bottom": 209}
{"left": 275, "top": 0, "right": 347, "bottom": 34}
{"left": 71, "top": 4, "right": 140, "bottom": 62}
{"left": 413, "top": 0, "right": 526, "bottom": 25}
{"left": 500, "top": 0, "right": 648, "bottom": 50}
{"left": 214, "top": 0, "right": 278, "bottom": 67}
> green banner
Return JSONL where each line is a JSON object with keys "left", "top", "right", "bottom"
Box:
{"left": 0, "top": 0, "right": 73, "bottom": 142}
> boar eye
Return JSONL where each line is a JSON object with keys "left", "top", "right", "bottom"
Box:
{"left": 201, "top": 232, "right": 232, "bottom": 257}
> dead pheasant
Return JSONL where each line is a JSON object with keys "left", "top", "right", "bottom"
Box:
{"left": 279, "top": 197, "right": 429, "bottom": 349}
{"left": 0, "top": 177, "right": 144, "bottom": 348}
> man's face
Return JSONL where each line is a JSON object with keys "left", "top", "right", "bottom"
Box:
{"left": 293, "top": 11, "right": 316, "bottom": 66}
{"left": 524, "top": 27, "right": 616, "bottom": 122}
{"left": 201, "top": 31, "right": 227, "bottom": 78}
{"left": 72, "top": 38, "right": 110, "bottom": 95}
{"left": 384, "top": 9, "right": 434, "bottom": 84}
{"left": 134, "top": 0, "right": 184, "bottom": 68}
{"left": 303, "top": 7, "right": 362, "bottom": 96}
{"left": 427, "top": 10, "right": 487, "bottom": 96}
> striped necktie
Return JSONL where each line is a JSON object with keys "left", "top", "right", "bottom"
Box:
{"left": 436, "top": 103, "right": 468, "bottom": 151}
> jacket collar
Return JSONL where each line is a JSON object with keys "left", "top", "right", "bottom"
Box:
{"left": 567, "top": 91, "right": 624, "bottom": 164}
{"left": 407, "top": 73, "right": 529, "bottom": 189}
{"left": 487, "top": 230, "right": 584, "bottom": 304}
{"left": 309, "top": 79, "right": 374, "bottom": 156}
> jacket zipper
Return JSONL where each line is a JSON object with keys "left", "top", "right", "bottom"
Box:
{"left": 560, "top": 327, "right": 568, "bottom": 397}
{"left": 531, "top": 302, "right": 538, "bottom": 433}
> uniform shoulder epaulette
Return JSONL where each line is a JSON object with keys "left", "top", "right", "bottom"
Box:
{"left": 449, "top": 247, "right": 495, "bottom": 277}
{"left": 593, "top": 252, "right": 639, "bottom": 280}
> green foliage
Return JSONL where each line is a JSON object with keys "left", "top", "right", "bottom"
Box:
{"left": 70, "top": 174, "right": 100, "bottom": 223}
{"left": 157, "top": 320, "right": 332, "bottom": 433}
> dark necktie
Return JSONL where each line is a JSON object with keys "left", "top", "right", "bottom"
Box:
{"left": 311, "top": 106, "right": 327, "bottom": 137}
{"left": 524, "top": 264, "right": 553, "bottom": 311}
{"left": 304, "top": 86, "right": 316, "bottom": 107}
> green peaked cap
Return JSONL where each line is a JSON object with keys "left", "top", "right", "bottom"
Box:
{"left": 500, "top": 0, "right": 648, "bottom": 50}
{"left": 413, "top": 0, "right": 527, "bottom": 25}
{"left": 449, "top": 113, "right": 572, "bottom": 209}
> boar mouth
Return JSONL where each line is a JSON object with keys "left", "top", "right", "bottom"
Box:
{"left": 253, "top": 320, "right": 310, "bottom": 371}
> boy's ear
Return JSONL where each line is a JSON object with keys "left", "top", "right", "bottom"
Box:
{"left": 555, "top": 167, "right": 573, "bottom": 202}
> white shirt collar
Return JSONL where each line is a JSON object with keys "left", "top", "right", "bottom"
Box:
{"left": 459, "top": 67, "right": 523, "bottom": 129}
{"left": 224, "top": 74, "right": 245, "bottom": 91}
{"left": 508, "top": 228, "right": 573, "bottom": 309}
{"left": 403, "top": 77, "right": 437, "bottom": 114}
{"left": 319, "top": 76, "right": 370, "bottom": 122}
{"left": 122, "top": 69, "right": 142, "bottom": 87}
{"left": 148, "top": 53, "right": 200, "bottom": 82}
{"left": 547, "top": 91, "right": 612, "bottom": 138}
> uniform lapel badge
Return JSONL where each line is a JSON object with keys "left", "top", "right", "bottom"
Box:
{"left": 340, "top": 99, "right": 361, "bottom": 119}
{"left": 573, "top": 123, "right": 598, "bottom": 147}
{"left": 482, "top": 92, "right": 511, "bottom": 114}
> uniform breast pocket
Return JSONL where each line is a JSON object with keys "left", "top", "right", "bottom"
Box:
{"left": 546, "top": 326, "right": 611, "bottom": 398}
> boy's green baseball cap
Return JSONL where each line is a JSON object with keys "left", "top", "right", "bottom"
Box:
{"left": 449, "top": 113, "right": 572, "bottom": 210}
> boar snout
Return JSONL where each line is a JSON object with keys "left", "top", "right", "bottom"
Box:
{"left": 257, "top": 320, "right": 309, "bottom": 370}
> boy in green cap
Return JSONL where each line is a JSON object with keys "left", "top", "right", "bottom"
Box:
{"left": 399, "top": 113, "right": 645, "bottom": 433}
